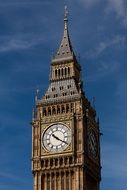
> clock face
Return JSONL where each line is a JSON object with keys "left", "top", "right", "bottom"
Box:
{"left": 88, "top": 130, "right": 98, "bottom": 158}
{"left": 42, "top": 123, "right": 71, "bottom": 153}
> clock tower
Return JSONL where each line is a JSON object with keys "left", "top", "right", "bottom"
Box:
{"left": 32, "top": 7, "right": 101, "bottom": 190}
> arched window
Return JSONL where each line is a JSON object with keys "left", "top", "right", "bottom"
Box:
{"left": 48, "top": 107, "right": 51, "bottom": 115}
{"left": 66, "top": 104, "right": 69, "bottom": 113}
{"left": 60, "top": 157, "right": 63, "bottom": 165}
{"left": 68, "top": 67, "right": 70, "bottom": 76}
{"left": 52, "top": 107, "right": 56, "bottom": 115}
{"left": 61, "top": 68, "right": 63, "bottom": 77}
{"left": 41, "top": 174, "right": 45, "bottom": 190}
{"left": 51, "top": 173, "right": 55, "bottom": 190}
{"left": 47, "top": 174, "right": 50, "bottom": 190}
{"left": 43, "top": 108, "right": 46, "bottom": 116}
{"left": 55, "top": 69, "right": 57, "bottom": 78}
{"left": 69, "top": 156, "right": 73, "bottom": 164}
{"left": 66, "top": 172, "right": 69, "bottom": 190}
{"left": 61, "top": 172, "right": 64, "bottom": 190}
{"left": 70, "top": 103, "right": 74, "bottom": 112}
{"left": 55, "top": 158, "right": 58, "bottom": 166}
{"left": 41, "top": 160, "right": 44, "bottom": 168}
{"left": 61, "top": 105, "right": 65, "bottom": 113}
{"left": 57, "top": 106, "right": 60, "bottom": 114}
{"left": 45, "top": 160, "right": 48, "bottom": 167}
{"left": 65, "top": 67, "right": 67, "bottom": 76}
{"left": 71, "top": 171, "right": 75, "bottom": 190}
{"left": 58, "top": 69, "right": 60, "bottom": 78}
{"left": 56, "top": 173, "right": 59, "bottom": 190}
{"left": 64, "top": 157, "right": 68, "bottom": 165}
{"left": 50, "top": 159, "right": 53, "bottom": 167}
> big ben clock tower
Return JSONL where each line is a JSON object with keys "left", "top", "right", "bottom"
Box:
{"left": 32, "top": 7, "right": 101, "bottom": 190}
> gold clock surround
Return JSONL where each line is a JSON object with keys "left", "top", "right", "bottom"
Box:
{"left": 42, "top": 123, "right": 72, "bottom": 153}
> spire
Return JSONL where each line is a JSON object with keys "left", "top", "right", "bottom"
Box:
{"left": 52, "top": 6, "right": 76, "bottom": 63}
{"left": 64, "top": 5, "right": 69, "bottom": 29}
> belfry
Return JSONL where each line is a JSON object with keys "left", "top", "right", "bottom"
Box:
{"left": 32, "top": 7, "right": 101, "bottom": 190}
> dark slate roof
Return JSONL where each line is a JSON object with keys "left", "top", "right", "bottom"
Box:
{"left": 41, "top": 78, "right": 80, "bottom": 104}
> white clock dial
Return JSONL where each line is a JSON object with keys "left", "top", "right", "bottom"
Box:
{"left": 42, "top": 123, "right": 71, "bottom": 153}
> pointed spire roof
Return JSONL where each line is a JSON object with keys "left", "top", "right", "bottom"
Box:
{"left": 52, "top": 6, "right": 76, "bottom": 63}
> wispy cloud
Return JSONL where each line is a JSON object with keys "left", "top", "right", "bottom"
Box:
{"left": 102, "top": 142, "right": 127, "bottom": 179}
{"left": 0, "top": 172, "right": 28, "bottom": 184}
{"left": 0, "top": 0, "right": 50, "bottom": 7}
{"left": 79, "top": 0, "right": 100, "bottom": 8}
{"left": 114, "top": 79, "right": 127, "bottom": 111}
{"left": 0, "top": 37, "right": 44, "bottom": 53}
{"left": 85, "top": 35, "right": 126, "bottom": 59}
{"left": 86, "top": 61, "right": 120, "bottom": 82}
{"left": 116, "top": 82, "right": 127, "bottom": 98}
{"left": 78, "top": 0, "right": 127, "bottom": 28}
{"left": 106, "top": 0, "right": 127, "bottom": 28}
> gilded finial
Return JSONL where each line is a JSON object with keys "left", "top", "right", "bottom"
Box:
{"left": 64, "top": 6, "right": 69, "bottom": 30}
{"left": 64, "top": 5, "right": 69, "bottom": 21}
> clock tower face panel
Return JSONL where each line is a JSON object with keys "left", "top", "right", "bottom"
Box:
{"left": 88, "top": 129, "right": 98, "bottom": 159}
{"left": 42, "top": 123, "right": 72, "bottom": 153}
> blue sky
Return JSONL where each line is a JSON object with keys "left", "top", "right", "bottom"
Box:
{"left": 0, "top": 0, "right": 127, "bottom": 189}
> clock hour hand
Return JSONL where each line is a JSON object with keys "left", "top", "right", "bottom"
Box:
{"left": 52, "top": 134, "right": 61, "bottom": 141}
{"left": 52, "top": 134, "right": 68, "bottom": 145}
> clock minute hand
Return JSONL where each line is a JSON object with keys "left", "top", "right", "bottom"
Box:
{"left": 61, "top": 140, "right": 68, "bottom": 145}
